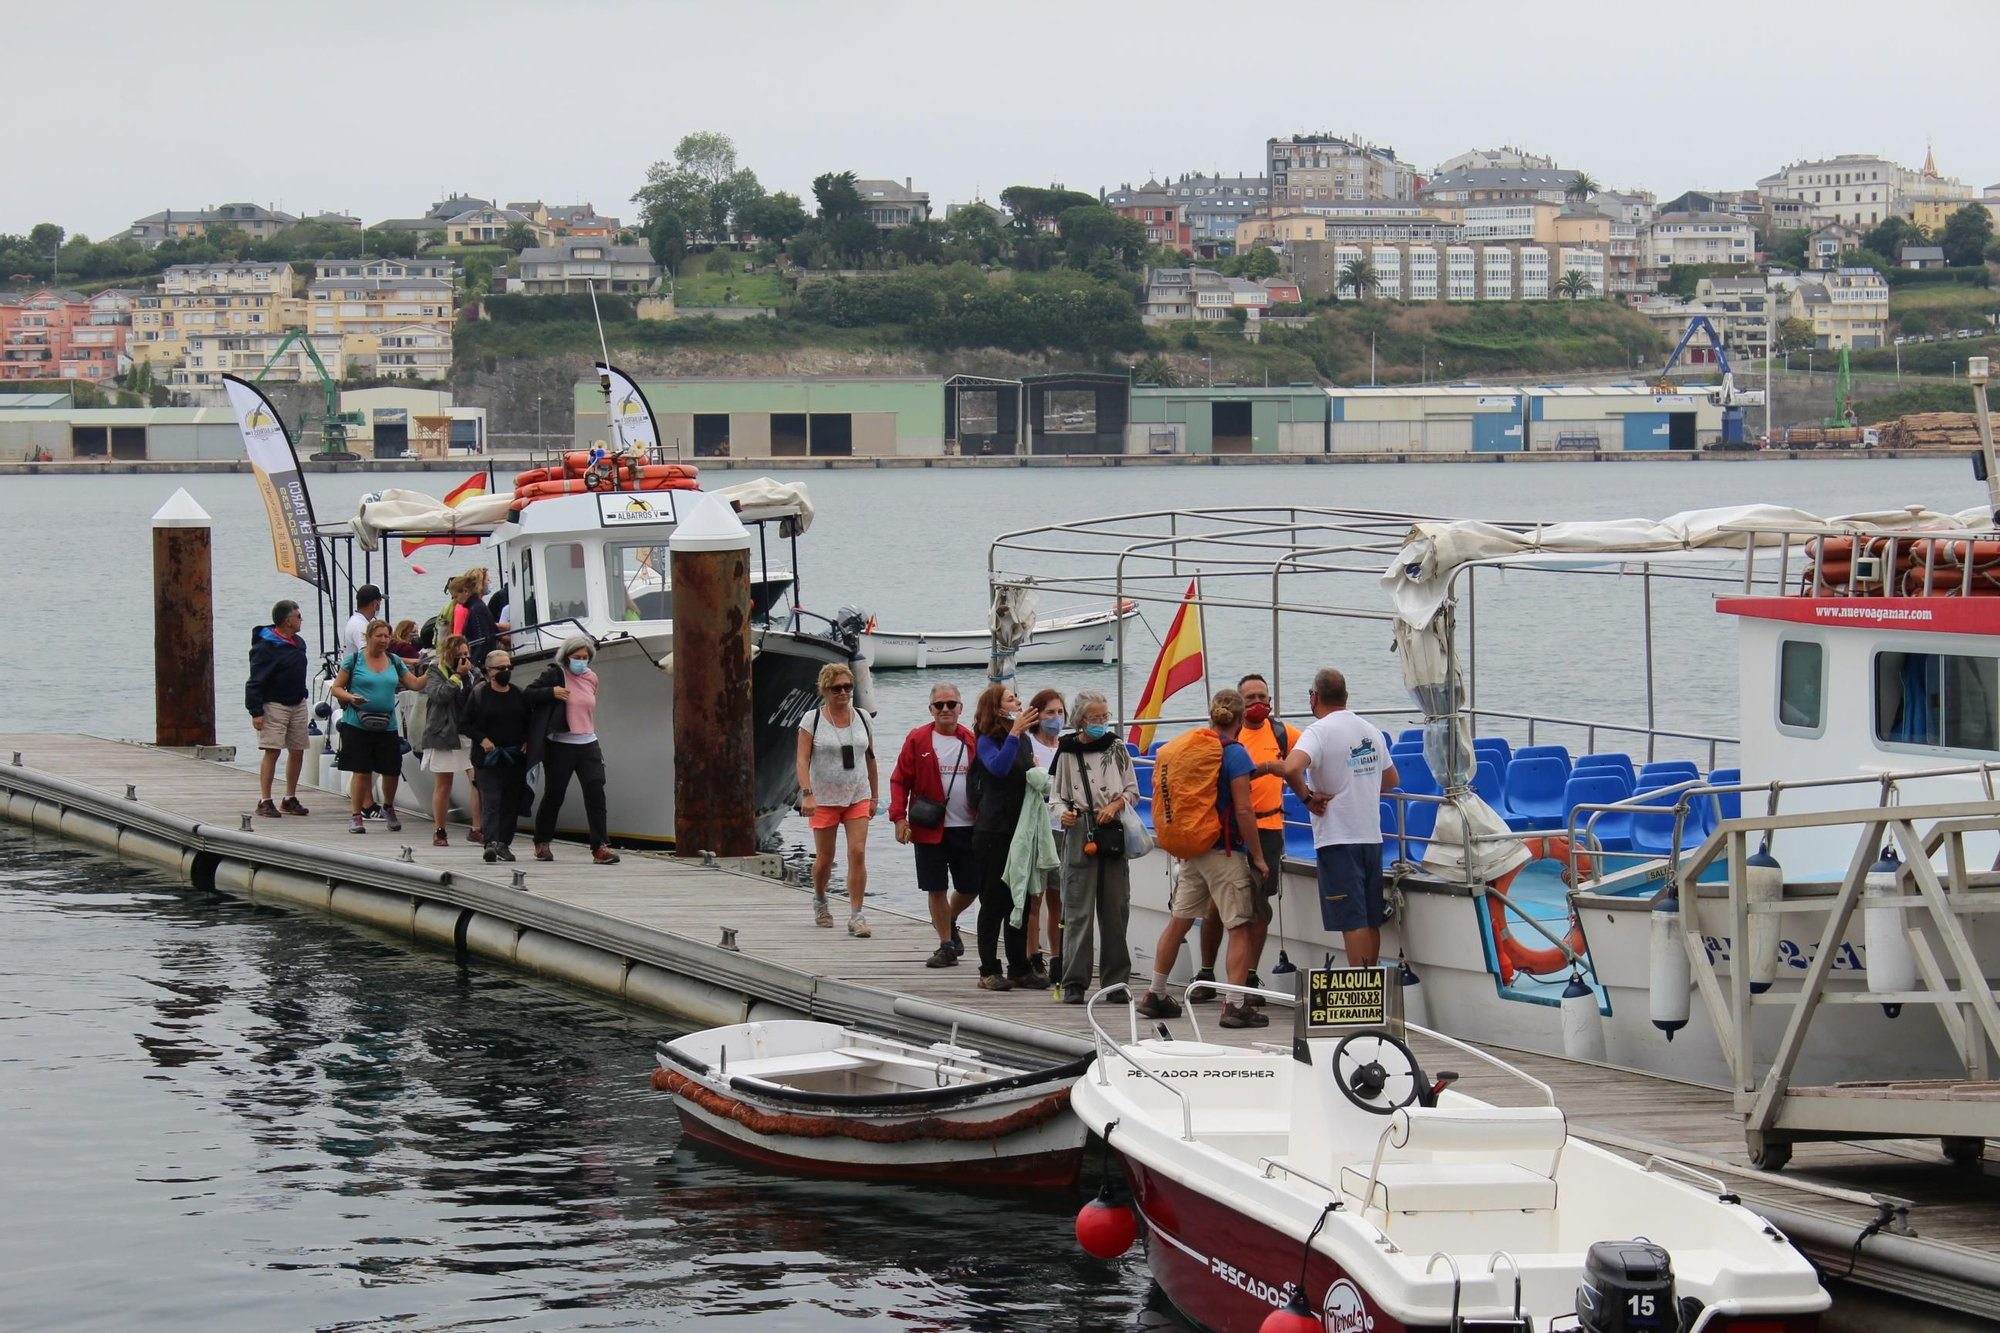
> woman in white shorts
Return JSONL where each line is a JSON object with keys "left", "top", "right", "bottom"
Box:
{"left": 417, "top": 633, "right": 481, "bottom": 846}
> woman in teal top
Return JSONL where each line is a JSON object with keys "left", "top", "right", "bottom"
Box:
{"left": 330, "top": 618, "right": 429, "bottom": 834}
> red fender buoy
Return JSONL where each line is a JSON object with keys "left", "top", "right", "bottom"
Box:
{"left": 1074, "top": 1184, "right": 1136, "bottom": 1259}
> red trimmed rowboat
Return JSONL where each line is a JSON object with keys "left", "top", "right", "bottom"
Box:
{"left": 653, "top": 1020, "right": 1089, "bottom": 1187}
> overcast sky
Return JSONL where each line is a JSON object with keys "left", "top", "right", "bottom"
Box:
{"left": 12, "top": 0, "right": 1994, "bottom": 240}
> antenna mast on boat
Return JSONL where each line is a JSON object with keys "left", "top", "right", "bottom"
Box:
{"left": 587, "top": 280, "right": 629, "bottom": 467}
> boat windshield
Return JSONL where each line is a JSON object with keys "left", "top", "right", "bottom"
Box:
{"left": 605, "top": 540, "right": 672, "bottom": 622}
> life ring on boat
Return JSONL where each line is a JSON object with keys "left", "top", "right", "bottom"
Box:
{"left": 513, "top": 474, "right": 701, "bottom": 503}
{"left": 1485, "top": 836, "right": 1591, "bottom": 984}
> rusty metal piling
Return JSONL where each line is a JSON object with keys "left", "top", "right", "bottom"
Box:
{"left": 670, "top": 493, "right": 755, "bottom": 858}
{"left": 152, "top": 488, "right": 215, "bottom": 748}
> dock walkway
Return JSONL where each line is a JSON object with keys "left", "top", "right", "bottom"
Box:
{"left": 3, "top": 733, "right": 1996, "bottom": 1318}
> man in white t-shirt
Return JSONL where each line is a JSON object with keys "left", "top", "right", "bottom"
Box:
{"left": 1259, "top": 667, "right": 1398, "bottom": 967}
{"left": 343, "top": 584, "right": 383, "bottom": 657}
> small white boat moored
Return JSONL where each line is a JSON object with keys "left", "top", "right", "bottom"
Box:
{"left": 651, "top": 1020, "right": 1090, "bottom": 1187}
{"left": 864, "top": 601, "right": 1136, "bottom": 669}
{"left": 1070, "top": 971, "right": 1829, "bottom": 1333}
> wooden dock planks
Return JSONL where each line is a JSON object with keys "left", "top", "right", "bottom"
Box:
{"left": 4, "top": 732, "right": 1998, "bottom": 1273}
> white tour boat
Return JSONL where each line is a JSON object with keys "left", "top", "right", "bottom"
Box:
{"left": 651, "top": 1019, "right": 1089, "bottom": 1186}
{"left": 992, "top": 474, "right": 2000, "bottom": 1166}
{"left": 862, "top": 601, "right": 1137, "bottom": 669}
{"left": 321, "top": 471, "right": 870, "bottom": 850}
{"left": 1070, "top": 973, "right": 1828, "bottom": 1333}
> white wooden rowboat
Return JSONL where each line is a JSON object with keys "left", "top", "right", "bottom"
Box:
{"left": 863, "top": 602, "right": 1137, "bottom": 670}
{"left": 652, "top": 1020, "right": 1089, "bottom": 1186}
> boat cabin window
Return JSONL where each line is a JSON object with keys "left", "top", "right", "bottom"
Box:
{"left": 544, "top": 542, "right": 590, "bottom": 626}
{"left": 1776, "top": 639, "right": 1825, "bottom": 734}
{"left": 1875, "top": 651, "right": 1999, "bottom": 753}
{"left": 519, "top": 550, "right": 538, "bottom": 628}
{"left": 605, "top": 541, "right": 672, "bottom": 621}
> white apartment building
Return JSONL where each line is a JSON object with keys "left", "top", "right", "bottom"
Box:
{"left": 371, "top": 324, "right": 453, "bottom": 378}
{"left": 159, "top": 262, "right": 294, "bottom": 297}
{"left": 1267, "top": 133, "right": 1419, "bottom": 203}
{"left": 173, "top": 328, "right": 343, "bottom": 390}
{"left": 1645, "top": 212, "right": 1755, "bottom": 268}
{"left": 1290, "top": 240, "right": 1610, "bottom": 303}
{"left": 1794, "top": 267, "right": 1890, "bottom": 349}
{"left": 1757, "top": 151, "right": 1973, "bottom": 229}
{"left": 1463, "top": 205, "right": 1543, "bottom": 241}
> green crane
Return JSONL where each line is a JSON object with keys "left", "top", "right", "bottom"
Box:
{"left": 253, "top": 327, "right": 365, "bottom": 458}
{"left": 1822, "top": 346, "right": 1854, "bottom": 429}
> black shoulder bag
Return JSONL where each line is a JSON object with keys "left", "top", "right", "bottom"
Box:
{"left": 908, "top": 736, "right": 957, "bottom": 830}
{"left": 1073, "top": 749, "right": 1124, "bottom": 859}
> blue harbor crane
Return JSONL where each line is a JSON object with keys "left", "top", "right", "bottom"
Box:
{"left": 1657, "top": 315, "right": 1764, "bottom": 444}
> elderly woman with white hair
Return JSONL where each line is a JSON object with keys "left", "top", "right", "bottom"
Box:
{"left": 1048, "top": 688, "right": 1140, "bottom": 1003}
{"left": 525, "top": 635, "right": 620, "bottom": 865}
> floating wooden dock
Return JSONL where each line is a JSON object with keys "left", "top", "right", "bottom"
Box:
{"left": 4, "top": 733, "right": 1997, "bottom": 1321}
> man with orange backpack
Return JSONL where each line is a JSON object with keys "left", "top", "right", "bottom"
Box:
{"left": 1135, "top": 689, "right": 1270, "bottom": 1029}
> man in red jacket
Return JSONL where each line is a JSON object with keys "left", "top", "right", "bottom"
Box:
{"left": 890, "top": 682, "right": 979, "bottom": 968}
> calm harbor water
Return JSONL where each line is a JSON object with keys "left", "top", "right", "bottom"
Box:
{"left": 0, "top": 461, "right": 1972, "bottom": 1330}
{"left": 0, "top": 826, "right": 1155, "bottom": 1332}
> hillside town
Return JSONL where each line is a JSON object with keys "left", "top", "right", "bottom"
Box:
{"left": 2, "top": 131, "right": 1995, "bottom": 459}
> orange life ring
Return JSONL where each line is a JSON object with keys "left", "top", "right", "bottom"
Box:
{"left": 1485, "top": 836, "right": 1591, "bottom": 984}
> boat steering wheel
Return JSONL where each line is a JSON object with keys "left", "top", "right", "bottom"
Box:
{"left": 1331, "top": 1031, "right": 1422, "bottom": 1116}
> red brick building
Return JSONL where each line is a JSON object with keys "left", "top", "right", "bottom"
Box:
{"left": 1105, "top": 181, "right": 1194, "bottom": 254}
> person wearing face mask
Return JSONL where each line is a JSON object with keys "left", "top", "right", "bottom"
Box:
{"left": 526, "top": 636, "right": 620, "bottom": 865}
{"left": 462, "top": 648, "right": 532, "bottom": 862}
{"left": 415, "top": 633, "right": 481, "bottom": 848}
{"left": 1189, "top": 672, "right": 1303, "bottom": 1006}
{"left": 1022, "top": 687, "right": 1067, "bottom": 984}
{"left": 1049, "top": 689, "right": 1140, "bottom": 1003}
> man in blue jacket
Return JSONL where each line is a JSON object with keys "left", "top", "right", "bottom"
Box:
{"left": 246, "top": 599, "right": 312, "bottom": 819}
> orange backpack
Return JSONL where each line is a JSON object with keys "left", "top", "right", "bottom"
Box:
{"left": 1153, "top": 729, "right": 1239, "bottom": 860}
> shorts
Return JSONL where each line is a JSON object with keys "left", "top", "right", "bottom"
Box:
{"left": 420, "top": 745, "right": 469, "bottom": 774}
{"left": 335, "top": 722, "right": 404, "bottom": 777}
{"left": 1252, "top": 828, "right": 1286, "bottom": 925}
{"left": 255, "top": 700, "right": 309, "bottom": 751}
{"left": 1170, "top": 848, "right": 1256, "bottom": 929}
{"left": 809, "top": 798, "right": 873, "bottom": 830}
{"left": 1316, "top": 842, "right": 1386, "bottom": 933}
{"left": 915, "top": 824, "right": 977, "bottom": 895}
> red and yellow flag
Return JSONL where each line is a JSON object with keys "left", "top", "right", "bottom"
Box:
{"left": 401, "top": 472, "right": 488, "bottom": 558}
{"left": 1127, "top": 578, "right": 1204, "bottom": 752}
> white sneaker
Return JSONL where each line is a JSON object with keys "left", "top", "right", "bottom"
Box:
{"left": 848, "top": 909, "right": 872, "bottom": 938}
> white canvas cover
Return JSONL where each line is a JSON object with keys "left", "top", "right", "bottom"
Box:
{"left": 350, "top": 478, "right": 817, "bottom": 551}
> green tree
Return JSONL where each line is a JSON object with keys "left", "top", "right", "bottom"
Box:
{"left": 1056, "top": 205, "right": 1146, "bottom": 269}
{"left": 887, "top": 218, "right": 945, "bottom": 265}
{"left": 1337, "top": 257, "right": 1380, "bottom": 302}
{"left": 364, "top": 227, "right": 417, "bottom": 258}
{"left": 1132, "top": 354, "right": 1181, "bottom": 386}
{"left": 460, "top": 255, "right": 493, "bottom": 302}
{"left": 27, "top": 222, "right": 64, "bottom": 254}
{"left": 1564, "top": 172, "right": 1601, "bottom": 206}
{"left": 740, "top": 190, "right": 807, "bottom": 243}
{"left": 998, "top": 185, "right": 1097, "bottom": 233}
{"left": 1835, "top": 247, "right": 1892, "bottom": 275}
{"left": 812, "top": 170, "right": 865, "bottom": 222}
{"left": 424, "top": 228, "right": 447, "bottom": 250}
{"left": 827, "top": 213, "right": 880, "bottom": 267}
{"left": 711, "top": 168, "right": 763, "bottom": 241}
{"left": 1554, "top": 269, "right": 1596, "bottom": 299}
{"left": 1237, "top": 246, "right": 1280, "bottom": 280}
{"left": 1943, "top": 203, "right": 1995, "bottom": 267}
{"left": 1767, "top": 229, "right": 1810, "bottom": 270}
{"left": 500, "top": 220, "right": 536, "bottom": 253}
{"left": 647, "top": 210, "right": 689, "bottom": 273}
{"left": 1775, "top": 317, "right": 1815, "bottom": 354}
{"left": 1862, "top": 215, "right": 1922, "bottom": 261}
{"left": 634, "top": 131, "right": 742, "bottom": 243}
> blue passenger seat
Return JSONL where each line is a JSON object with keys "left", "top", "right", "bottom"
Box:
{"left": 1504, "top": 756, "right": 1569, "bottom": 830}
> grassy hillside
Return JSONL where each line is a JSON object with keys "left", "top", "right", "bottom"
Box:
{"left": 1889, "top": 282, "right": 2000, "bottom": 338}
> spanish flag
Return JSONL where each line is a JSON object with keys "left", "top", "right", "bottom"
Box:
{"left": 1127, "top": 578, "right": 1204, "bottom": 752}
{"left": 401, "top": 472, "right": 488, "bottom": 558}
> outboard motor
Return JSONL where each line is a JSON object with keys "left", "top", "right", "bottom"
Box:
{"left": 1577, "top": 1240, "right": 1678, "bottom": 1333}
{"left": 832, "top": 605, "right": 879, "bottom": 715}
{"left": 831, "top": 604, "right": 872, "bottom": 654}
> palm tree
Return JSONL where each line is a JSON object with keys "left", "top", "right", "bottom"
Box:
{"left": 1554, "top": 269, "right": 1596, "bottom": 300}
{"left": 1565, "top": 171, "right": 1601, "bottom": 206}
{"left": 1337, "top": 257, "right": 1380, "bottom": 303}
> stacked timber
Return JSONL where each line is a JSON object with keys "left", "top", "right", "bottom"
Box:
{"left": 1875, "top": 413, "right": 1984, "bottom": 450}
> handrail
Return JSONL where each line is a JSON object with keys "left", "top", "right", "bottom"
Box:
{"left": 1083, "top": 985, "right": 1194, "bottom": 1141}
{"left": 1258, "top": 1156, "right": 1347, "bottom": 1199}
{"left": 1643, "top": 1155, "right": 1736, "bottom": 1201}
{"left": 1176, "top": 979, "right": 1295, "bottom": 1043}
{"left": 1406, "top": 1020, "right": 1557, "bottom": 1106}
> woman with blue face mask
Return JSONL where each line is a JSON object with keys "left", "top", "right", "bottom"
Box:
{"left": 1023, "top": 688, "right": 1068, "bottom": 984}
{"left": 1048, "top": 689, "right": 1140, "bottom": 1003}
{"left": 525, "top": 635, "right": 620, "bottom": 864}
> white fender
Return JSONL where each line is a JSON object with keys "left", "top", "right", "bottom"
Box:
{"left": 1561, "top": 973, "right": 1607, "bottom": 1062}
{"left": 1744, "top": 842, "right": 1783, "bottom": 994}
{"left": 1863, "top": 846, "right": 1916, "bottom": 1015}
{"left": 1649, "top": 890, "right": 1690, "bottom": 1041}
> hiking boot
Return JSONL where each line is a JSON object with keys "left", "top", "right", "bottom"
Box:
{"left": 813, "top": 896, "right": 834, "bottom": 928}
{"left": 925, "top": 943, "right": 958, "bottom": 969}
{"left": 1061, "top": 989, "right": 1087, "bottom": 1005}
{"left": 495, "top": 844, "right": 517, "bottom": 862}
{"left": 533, "top": 843, "right": 554, "bottom": 862}
{"left": 1135, "top": 991, "right": 1182, "bottom": 1020}
{"left": 466, "top": 826, "right": 483, "bottom": 845}
{"left": 483, "top": 846, "right": 498, "bottom": 864}
{"left": 977, "top": 974, "right": 1013, "bottom": 992}
{"left": 1011, "top": 971, "right": 1050, "bottom": 990}
{"left": 848, "top": 910, "right": 872, "bottom": 938}
{"left": 280, "top": 796, "right": 310, "bottom": 816}
{"left": 1103, "top": 987, "right": 1131, "bottom": 1007}
{"left": 592, "top": 846, "right": 621, "bottom": 865}
{"left": 950, "top": 923, "right": 965, "bottom": 956}
{"left": 433, "top": 829, "right": 449, "bottom": 848}
{"left": 349, "top": 814, "right": 366, "bottom": 835}
{"left": 1188, "top": 967, "right": 1219, "bottom": 1003}
{"left": 256, "top": 799, "right": 282, "bottom": 819}
{"left": 1246, "top": 970, "right": 1266, "bottom": 1008}
{"left": 1220, "top": 1004, "right": 1270, "bottom": 1030}
{"left": 1029, "top": 952, "right": 1051, "bottom": 984}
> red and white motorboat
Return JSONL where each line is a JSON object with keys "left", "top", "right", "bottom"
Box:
{"left": 653, "top": 1020, "right": 1089, "bottom": 1188}
{"left": 1069, "top": 973, "right": 1829, "bottom": 1332}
